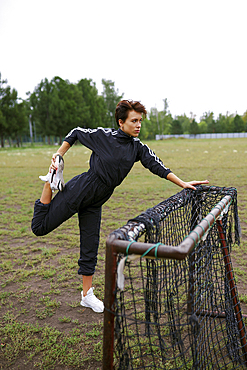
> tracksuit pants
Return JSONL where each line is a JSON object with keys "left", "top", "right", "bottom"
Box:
{"left": 31, "top": 170, "right": 113, "bottom": 276}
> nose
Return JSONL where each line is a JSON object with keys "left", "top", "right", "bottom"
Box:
{"left": 137, "top": 120, "right": 141, "bottom": 127}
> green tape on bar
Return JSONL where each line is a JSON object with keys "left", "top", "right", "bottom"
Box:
{"left": 155, "top": 243, "right": 162, "bottom": 258}
{"left": 204, "top": 218, "right": 211, "bottom": 229}
{"left": 193, "top": 230, "right": 200, "bottom": 242}
{"left": 141, "top": 242, "right": 162, "bottom": 259}
{"left": 208, "top": 212, "right": 216, "bottom": 224}
{"left": 187, "top": 235, "right": 197, "bottom": 248}
{"left": 221, "top": 196, "right": 232, "bottom": 207}
{"left": 214, "top": 204, "right": 223, "bottom": 212}
{"left": 125, "top": 240, "right": 136, "bottom": 262}
{"left": 216, "top": 197, "right": 232, "bottom": 217}
{"left": 219, "top": 200, "right": 227, "bottom": 209}
{"left": 198, "top": 224, "right": 206, "bottom": 235}
{"left": 213, "top": 196, "right": 231, "bottom": 214}
{"left": 188, "top": 231, "right": 201, "bottom": 252}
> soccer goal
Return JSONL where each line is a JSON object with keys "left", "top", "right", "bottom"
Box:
{"left": 103, "top": 185, "right": 247, "bottom": 369}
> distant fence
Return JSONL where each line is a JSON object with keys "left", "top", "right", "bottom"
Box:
{"left": 156, "top": 132, "right": 247, "bottom": 140}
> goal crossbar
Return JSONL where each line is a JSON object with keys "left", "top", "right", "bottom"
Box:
{"left": 105, "top": 194, "right": 232, "bottom": 261}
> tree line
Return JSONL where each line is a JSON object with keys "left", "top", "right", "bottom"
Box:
{"left": 0, "top": 72, "right": 247, "bottom": 147}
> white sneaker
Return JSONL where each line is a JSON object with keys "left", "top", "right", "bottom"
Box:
{"left": 39, "top": 155, "right": 65, "bottom": 192}
{"left": 39, "top": 169, "right": 57, "bottom": 191}
{"left": 53, "top": 155, "right": 65, "bottom": 192}
{"left": 80, "top": 288, "right": 104, "bottom": 313}
{"left": 39, "top": 172, "right": 51, "bottom": 183}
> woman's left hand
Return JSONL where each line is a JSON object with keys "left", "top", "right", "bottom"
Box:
{"left": 183, "top": 180, "right": 209, "bottom": 190}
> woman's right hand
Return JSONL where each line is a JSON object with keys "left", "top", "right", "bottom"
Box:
{"left": 51, "top": 153, "right": 59, "bottom": 170}
{"left": 50, "top": 141, "right": 70, "bottom": 170}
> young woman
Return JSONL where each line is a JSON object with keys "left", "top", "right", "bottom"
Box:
{"left": 32, "top": 100, "right": 209, "bottom": 313}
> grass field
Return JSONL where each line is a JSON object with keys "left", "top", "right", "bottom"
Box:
{"left": 0, "top": 138, "right": 247, "bottom": 369}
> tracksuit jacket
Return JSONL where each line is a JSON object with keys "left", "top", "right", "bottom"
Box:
{"left": 32, "top": 127, "right": 172, "bottom": 276}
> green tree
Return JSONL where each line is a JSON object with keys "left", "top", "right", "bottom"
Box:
{"left": 148, "top": 107, "right": 160, "bottom": 139}
{"left": 77, "top": 78, "right": 107, "bottom": 128}
{"left": 0, "top": 73, "right": 27, "bottom": 147}
{"left": 143, "top": 100, "right": 173, "bottom": 139}
{"left": 189, "top": 119, "right": 199, "bottom": 135}
{"left": 158, "top": 98, "right": 172, "bottom": 135}
{"left": 213, "top": 112, "right": 235, "bottom": 133}
{"left": 10, "top": 99, "right": 28, "bottom": 146}
{"left": 0, "top": 73, "right": 7, "bottom": 146}
{"left": 30, "top": 77, "right": 88, "bottom": 144}
{"left": 138, "top": 117, "right": 150, "bottom": 140}
{"left": 177, "top": 114, "right": 190, "bottom": 134}
{"left": 215, "top": 114, "right": 227, "bottom": 133}
{"left": 170, "top": 119, "right": 183, "bottom": 135}
{"left": 52, "top": 77, "right": 88, "bottom": 141}
{"left": 0, "top": 74, "right": 12, "bottom": 146}
{"left": 201, "top": 112, "right": 215, "bottom": 133}
{"left": 198, "top": 120, "right": 207, "bottom": 134}
{"left": 101, "top": 79, "right": 123, "bottom": 128}
{"left": 225, "top": 113, "right": 235, "bottom": 132}
{"left": 233, "top": 114, "right": 244, "bottom": 132}
{"left": 0, "top": 109, "right": 6, "bottom": 147}
{"left": 29, "top": 78, "right": 55, "bottom": 143}
{"left": 242, "top": 110, "right": 247, "bottom": 131}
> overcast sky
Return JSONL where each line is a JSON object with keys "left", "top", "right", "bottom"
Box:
{"left": 0, "top": 0, "right": 246, "bottom": 121}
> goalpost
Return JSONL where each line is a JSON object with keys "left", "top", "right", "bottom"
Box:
{"left": 103, "top": 185, "right": 247, "bottom": 369}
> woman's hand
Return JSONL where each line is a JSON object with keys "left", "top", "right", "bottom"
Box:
{"left": 182, "top": 180, "right": 209, "bottom": 190}
{"left": 167, "top": 173, "right": 209, "bottom": 190}
{"left": 50, "top": 141, "right": 71, "bottom": 170}
{"left": 51, "top": 153, "right": 59, "bottom": 170}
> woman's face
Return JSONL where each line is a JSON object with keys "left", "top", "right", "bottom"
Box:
{"left": 119, "top": 110, "right": 142, "bottom": 137}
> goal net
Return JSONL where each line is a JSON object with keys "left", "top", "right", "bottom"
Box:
{"left": 103, "top": 185, "right": 247, "bottom": 369}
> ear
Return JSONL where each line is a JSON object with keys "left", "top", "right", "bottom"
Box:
{"left": 118, "top": 119, "right": 123, "bottom": 127}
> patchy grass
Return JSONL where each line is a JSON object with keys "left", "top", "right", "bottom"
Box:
{"left": 0, "top": 138, "right": 247, "bottom": 369}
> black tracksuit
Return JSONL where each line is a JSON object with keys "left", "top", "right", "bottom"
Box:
{"left": 31, "top": 127, "right": 172, "bottom": 276}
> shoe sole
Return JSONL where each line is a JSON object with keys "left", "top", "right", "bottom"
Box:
{"left": 56, "top": 155, "right": 65, "bottom": 191}
{"left": 51, "top": 155, "right": 65, "bottom": 191}
{"left": 50, "top": 169, "right": 56, "bottom": 184}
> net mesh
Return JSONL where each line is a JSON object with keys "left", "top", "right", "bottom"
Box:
{"left": 109, "top": 186, "right": 246, "bottom": 369}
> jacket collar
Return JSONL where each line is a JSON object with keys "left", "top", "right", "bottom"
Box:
{"left": 117, "top": 128, "right": 134, "bottom": 142}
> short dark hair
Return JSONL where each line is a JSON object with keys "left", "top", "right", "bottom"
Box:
{"left": 115, "top": 100, "right": 147, "bottom": 126}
